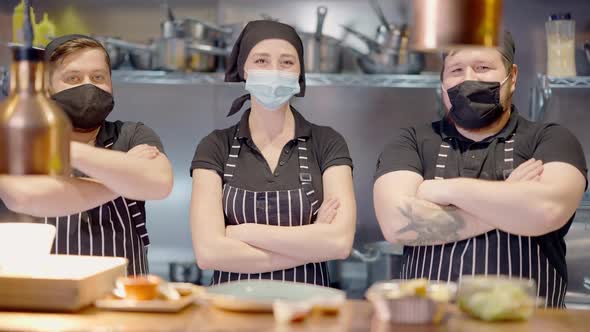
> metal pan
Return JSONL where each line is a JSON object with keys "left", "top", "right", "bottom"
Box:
{"left": 300, "top": 6, "right": 343, "bottom": 73}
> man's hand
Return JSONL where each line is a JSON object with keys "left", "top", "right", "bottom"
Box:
{"left": 417, "top": 180, "right": 451, "bottom": 206}
{"left": 506, "top": 158, "right": 543, "bottom": 182}
{"left": 127, "top": 144, "right": 160, "bottom": 160}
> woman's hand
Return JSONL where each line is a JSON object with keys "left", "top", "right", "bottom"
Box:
{"left": 315, "top": 197, "right": 340, "bottom": 224}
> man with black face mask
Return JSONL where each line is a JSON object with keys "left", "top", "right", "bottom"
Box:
{"left": 374, "top": 32, "right": 587, "bottom": 308}
{"left": 0, "top": 35, "right": 173, "bottom": 275}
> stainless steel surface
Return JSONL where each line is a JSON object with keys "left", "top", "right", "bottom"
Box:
{"left": 357, "top": 51, "right": 425, "bottom": 75}
{"left": 102, "top": 38, "right": 157, "bottom": 70}
{"left": 300, "top": 6, "right": 343, "bottom": 74}
{"left": 0, "top": 48, "right": 71, "bottom": 175}
{"left": 186, "top": 40, "right": 223, "bottom": 72}
{"left": 186, "top": 42, "right": 229, "bottom": 57}
{"left": 94, "top": 36, "right": 127, "bottom": 70}
{"left": 160, "top": 3, "right": 230, "bottom": 41}
{"left": 177, "top": 18, "right": 231, "bottom": 41}
{"left": 410, "top": 0, "right": 503, "bottom": 51}
{"left": 129, "top": 47, "right": 157, "bottom": 71}
{"left": 105, "top": 37, "right": 226, "bottom": 72}
{"left": 529, "top": 74, "right": 590, "bottom": 121}
{"left": 110, "top": 70, "right": 441, "bottom": 88}
{"left": 156, "top": 37, "right": 187, "bottom": 71}
{"left": 344, "top": 14, "right": 424, "bottom": 74}
{"left": 374, "top": 23, "right": 403, "bottom": 51}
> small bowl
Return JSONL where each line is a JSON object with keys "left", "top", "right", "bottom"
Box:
{"left": 117, "top": 275, "right": 161, "bottom": 301}
{"left": 366, "top": 279, "right": 457, "bottom": 324}
{"left": 457, "top": 276, "right": 536, "bottom": 321}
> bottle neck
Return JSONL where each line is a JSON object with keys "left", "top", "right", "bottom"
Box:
{"left": 10, "top": 60, "right": 45, "bottom": 94}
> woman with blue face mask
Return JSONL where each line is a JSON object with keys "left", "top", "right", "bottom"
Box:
{"left": 189, "top": 21, "right": 356, "bottom": 286}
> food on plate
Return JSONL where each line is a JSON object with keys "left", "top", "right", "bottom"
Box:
{"left": 273, "top": 300, "right": 312, "bottom": 324}
{"left": 458, "top": 277, "right": 536, "bottom": 321}
{"left": 116, "top": 275, "right": 161, "bottom": 301}
{"left": 310, "top": 294, "right": 346, "bottom": 315}
{"left": 366, "top": 279, "right": 456, "bottom": 324}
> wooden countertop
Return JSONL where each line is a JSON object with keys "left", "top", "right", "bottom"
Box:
{"left": 0, "top": 300, "right": 588, "bottom": 332}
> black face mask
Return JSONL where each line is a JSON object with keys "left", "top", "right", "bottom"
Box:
{"left": 51, "top": 84, "right": 114, "bottom": 130}
{"left": 446, "top": 76, "right": 509, "bottom": 130}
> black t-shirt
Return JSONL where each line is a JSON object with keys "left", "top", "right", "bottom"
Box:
{"left": 191, "top": 108, "right": 353, "bottom": 204}
{"left": 375, "top": 107, "right": 588, "bottom": 281}
{"left": 100, "top": 120, "right": 165, "bottom": 154}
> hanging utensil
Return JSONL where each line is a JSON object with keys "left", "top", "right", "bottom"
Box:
{"left": 93, "top": 36, "right": 127, "bottom": 69}
{"left": 312, "top": 6, "right": 328, "bottom": 73}
{"left": 315, "top": 6, "right": 327, "bottom": 40}
{"left": 160, "top": 1, "right": 176, "bottom": 39}
{"left": 341, "top": 25, "right": 382, "bottom": 53}
{"left": 369, "top": 0, "right": 391, "bottom": 32}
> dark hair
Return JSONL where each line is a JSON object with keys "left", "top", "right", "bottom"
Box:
{"left": 47, "top": 38, "right": 111, "bottom": 73}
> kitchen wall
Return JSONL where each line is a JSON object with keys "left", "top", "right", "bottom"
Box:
{"left": 0, "top": 0, "right": 589, "bottom": 291}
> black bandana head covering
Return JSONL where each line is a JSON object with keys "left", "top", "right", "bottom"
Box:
{"left": 45, "top": 34, "right": 110, "bottom": 69}
{"left": 225, "top": 20, "right": 306, "bottom": 116}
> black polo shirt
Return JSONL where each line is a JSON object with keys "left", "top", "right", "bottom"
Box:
{"left": 98, "top": 120, "right": 165, "bottom": 154}
{"left": 191, "top": 108, "right": 353, "bottom": 203}
{"left": 375, "top": 106, "right": 587, "bottom": 282}
{"left": 49, "top": 120, "right": 164, "bottom": 275}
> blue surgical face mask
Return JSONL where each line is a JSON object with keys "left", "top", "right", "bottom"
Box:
{"left": 245, "top": 70, "right": 300, "bottom": 110}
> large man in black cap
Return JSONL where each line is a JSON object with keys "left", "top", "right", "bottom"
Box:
{"left": 374, "top": 32, "right": 587, "bottom": 308}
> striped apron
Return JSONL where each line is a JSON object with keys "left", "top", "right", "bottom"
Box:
{"left": 212, "top": 133, "right": 330, "bottom": 286}
{"left": 401, "top": 135, "right": 567, "bottom": 308}
{"left": 43, "top": 137, "right": 150, "bottom": 276}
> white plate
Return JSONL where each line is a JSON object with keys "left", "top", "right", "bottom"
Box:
{"left": 202, "top": 280, "right": 346, "bottom": 312}
{"left": 95, "top": 283, "right": 196, "bottom": 313}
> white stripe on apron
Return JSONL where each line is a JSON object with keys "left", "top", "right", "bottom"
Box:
{"left": 400, "top": 134, "right": 565, "bottom": 307}
{"left": 211, "top": 131, "right": 329, "bottom": 286}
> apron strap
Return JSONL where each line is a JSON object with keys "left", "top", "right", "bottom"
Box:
{"left": 435, "top": 134, "right": 516, "bottom": 180}
{"left": 297, "top": 138, "right": 320, "bottom": 216}
{"left": 223, "top": 128, "right": 242, "bottom": 183}
{"left": 502, "top": 134, "right": 516, "bottom": 180}
{"left": 101, "top": 136, "right": 151, "bottom": 248}
{"left": 434, "top": 140, "right": 452, "bottom": 180}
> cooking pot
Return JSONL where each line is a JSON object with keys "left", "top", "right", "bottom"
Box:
{"left": 299, "top": 6, "right": 343, "bottom": 73}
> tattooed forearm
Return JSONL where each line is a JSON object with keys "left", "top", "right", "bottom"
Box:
{"left": 395, "top": 198, "right": 466, "bottom": 246}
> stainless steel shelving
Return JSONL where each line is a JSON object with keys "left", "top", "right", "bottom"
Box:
{"left": 110, "top": 70, "right": 442, "bottom": 89}
{"left": 530, "top": 74, "right": 590, "bottom": 121}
